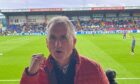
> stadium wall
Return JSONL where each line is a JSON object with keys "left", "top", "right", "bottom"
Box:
{"left": 6, "top": 30, "right": 139, "bottom": 36}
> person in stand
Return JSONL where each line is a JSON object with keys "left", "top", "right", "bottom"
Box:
{"left": 106, "top": 69, "right": 117, "bottom": 84}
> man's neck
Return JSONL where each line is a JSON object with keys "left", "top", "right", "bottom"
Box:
{"left": 57, "top": 63, "right": 70, "bottom": 74}
{"left": 57, "top": 59, "right": 70, "bottom": 68}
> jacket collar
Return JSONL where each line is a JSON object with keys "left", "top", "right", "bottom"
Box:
{"left": 44, "top": 48, "right": 81, "bottom": 72}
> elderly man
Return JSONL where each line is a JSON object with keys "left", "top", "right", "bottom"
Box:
{"left": 20, "top": 16, "right": 109, "bottom": 84}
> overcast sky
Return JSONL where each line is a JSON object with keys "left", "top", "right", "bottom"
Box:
{"left": 0, "top": 0, "right": 140, "bottom": 9}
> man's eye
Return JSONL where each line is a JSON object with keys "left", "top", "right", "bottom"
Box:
{"left": 50, "top": 36, "right": 56, "bottom": 40}
{"left": 61, "top": 35, "right": 67, "bottom": 40}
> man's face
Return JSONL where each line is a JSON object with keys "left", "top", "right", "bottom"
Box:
{"left": 47, "top": 23, "right": 76, "bottom": 65}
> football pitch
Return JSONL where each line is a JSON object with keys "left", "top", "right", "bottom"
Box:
{"left": 0, "top": 33, "right": 140, "bottom": 84}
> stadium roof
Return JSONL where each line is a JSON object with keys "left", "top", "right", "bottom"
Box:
{"left": 0, "top": 0, "right": 140, "bottom": 9}
{"left": 1, "top": 6, "right": 140, "bottom": 13}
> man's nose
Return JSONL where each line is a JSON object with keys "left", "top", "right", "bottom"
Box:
{"left": 55, "top": 40, "right": 62, "bottom": 48}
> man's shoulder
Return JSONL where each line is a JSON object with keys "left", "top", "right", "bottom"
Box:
{"left": 77, "top": 55, "right": 105, "bottom": 78}
{"left": 79, "top": 55, "right": 100, "bottom": 69}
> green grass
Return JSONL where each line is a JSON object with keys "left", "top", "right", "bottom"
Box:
{"left": 0, "top": 33, "right": 140, "bottom": 84}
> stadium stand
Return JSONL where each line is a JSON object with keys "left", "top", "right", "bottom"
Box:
{"left": 0, "top": 6, "right": 140, "bottom": 35}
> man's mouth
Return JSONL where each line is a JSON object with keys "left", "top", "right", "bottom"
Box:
{"left": 56, "top": 50, "right": 62, "bottom": 53}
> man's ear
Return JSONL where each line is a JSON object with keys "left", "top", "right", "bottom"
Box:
{"left": 73, "top": 38, "right": 77, "bottom": 47}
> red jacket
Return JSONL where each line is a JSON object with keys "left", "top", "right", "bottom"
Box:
{"left": 20, "top": 52, "right": 109, "bottom": 84}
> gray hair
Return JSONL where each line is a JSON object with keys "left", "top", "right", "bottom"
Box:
{"left": 46, "top": 16, "right": 76, "bottom": 40}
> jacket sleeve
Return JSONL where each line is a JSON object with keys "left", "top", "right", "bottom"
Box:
{"left": 97, "top": 64, "right": 109, "bottom": 84}
{"left": 20, "top": 68, "right": 39, "bottom": 84}
{"left": 20, "top": 67, "right": 50, "bottom": 84}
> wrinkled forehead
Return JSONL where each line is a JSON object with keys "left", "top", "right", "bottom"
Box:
{"left": 49, "top": 23, "right": 68, "bottom": 36}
